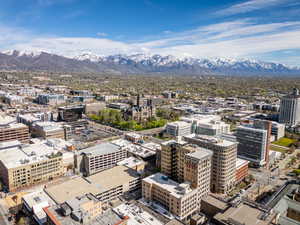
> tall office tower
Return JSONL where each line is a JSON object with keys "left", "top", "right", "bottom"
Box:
{"left": 236, "top": 126, "right": 268, "bottom": 167}
{"left": 279, "top": 88, "right": 300, "bottom": 126}
{"left": 183, "top": 134, "right": 237, "bottom": 194}
{"left": 253, "top": 120, "right": 272, "bottom": 169}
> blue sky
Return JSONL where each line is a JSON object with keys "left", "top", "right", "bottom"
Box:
{"left": 1, "top": 0, "right": 300, "bottom": 66}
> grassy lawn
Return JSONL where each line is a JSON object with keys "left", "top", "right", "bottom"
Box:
{"left": 270, "top": 145, "right": 287, "bottom": 153}
{"left": 272, "top": 137, "right": 296, "bottom": 147}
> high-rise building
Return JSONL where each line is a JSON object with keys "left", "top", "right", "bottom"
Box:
{"left": 183, "top": 134, "right": 237, "bottom": 194}
{"left": 143, "top": 146, "right": 212, "bottom": 219}
{"left": 279, "top": 88, "right": 300, "bottom": 126}
{"left": 236, "top": 126, "right": 267, "bottom": 167}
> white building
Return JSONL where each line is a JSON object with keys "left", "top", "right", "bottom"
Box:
{"left": 279, "top": 88, "right": 300, "bottom": 126}
{"left": 166, "top": 121, "right": 191, "bottom": 137}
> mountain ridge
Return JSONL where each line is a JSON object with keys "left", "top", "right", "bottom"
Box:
{"left": 0, "top": 50, "right": 299, "bottom": 76}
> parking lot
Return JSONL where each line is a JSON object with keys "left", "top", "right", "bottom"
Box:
{"left": 69, "top": 124, "right": 118, "bottom": 142}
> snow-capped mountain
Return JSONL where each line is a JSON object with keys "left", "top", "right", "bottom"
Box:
{"left": 0, "top": 50, "right": 299, "bottom": 76}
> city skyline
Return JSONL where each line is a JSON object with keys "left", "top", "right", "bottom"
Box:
{"left": 1, "top": 0, "right": 300, "bottom": 66}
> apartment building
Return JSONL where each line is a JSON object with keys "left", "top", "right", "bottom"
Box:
{"left": 0, "top": 115, "right": 29, "bottom": 143}
{"left": 80, "top": 142, "right": 127, "bottom": 176}
{"left": 0, "top": 144, "right": 64, "bottom": 191}
{"left": 166, "top": 121, "right": 191, "bottom": 137}
{"left": 153, "top": 140, "right": 212, "bottom": 218}
{"left": 184, "top": 150, "right": 212, "bottom": 199}
{"left": 183, "top": 134, "right": 237, "bottom": 194}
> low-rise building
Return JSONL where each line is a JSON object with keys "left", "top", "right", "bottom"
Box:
{"left": 31, "top": 121, "right": 65, "bottom": 140}
{"left": 143, "top": 173, "right": 199, "bottom": 220}
{"left": 45, "top": 165, "right": 141, "bottom": 204}
{"left": 0, "top": 144, "right": 64, "bottom": 191}
{"left": 44, "top": 204, "right": 128, "bottom": 225}
{"left": 236, "top": 158, "right": 249, "bottom": 183}
{"left": 125, "top": 132, "right": 143, "bottom": 143}
{"left": 22, "top": 191, "right": 52, "bottom": 225}
{"left": 79, "top": 142, "right": 127, "bottom": 176}
{"left": 117, "top": 156, "right": 146, "bottom": 173}
{"left": 166, "top": 121, "right": 191, "bottom": 137}
{"left": 37, "top": 94, "right": 65, "bottom": 105}
{"left": 0, "top": 115, "right": 29, "bottom": 143}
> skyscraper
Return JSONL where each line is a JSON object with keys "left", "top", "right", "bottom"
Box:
{"left": 279, "top": 88, "right": 300, "bottom": 126}
{"left": 183, "top": 134, "right": 237, "bottom": 194}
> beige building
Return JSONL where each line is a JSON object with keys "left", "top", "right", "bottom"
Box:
{"left": 31, "top": 121, "right": 65, "bottom": 140}
{"left": 161, "top": 140, "right": 212, "bottom": 188}
{"left": 0, "top": 138, "right": 73, "bottom": 192}
{"left": 45, "top": 165, "right": 141, "bottom": 204}
{"left": 183, "top": 134, "right": 237, "bottom": 194}
{"left": 144, "top": 143, "right": 212, "bottom": 219}
{"left": 0, "top": 145, "right": 64, "bottom": 191}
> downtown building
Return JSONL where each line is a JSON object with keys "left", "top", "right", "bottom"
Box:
{"left": 78, "top": 142, "right": 127, "bottom": 176}
{"left": 0, "top": 142, "right": 64, "bottom": 191}
{"left": 143, "top": 141, "right": 212, "bottom": 219}
{"left": 183, "top": 134, "right": 237, "bottom": 194}
{"left": 0, "top": 115, "right": 29, "bottom": 143}
{"left": 236, "top": 120, "right": 272, "bottom": 168}
{"left": 279, "top": 88, "right": 300, "bottom": 126}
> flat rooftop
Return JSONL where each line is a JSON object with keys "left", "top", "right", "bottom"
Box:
{"left": 45, "top": 177, "right": 101, "bottom": 204}
{"left": 214, "top": 202, "right": 274, "bottom": 225}
{"left": 143, "top": 173, "right": 195, "bottom": 199}
{"left": 86, "top": 165, "right": 140, "bottom": 193}
{"left": 0, "top": 140, "right": 67, "bottom": 169}
{"left": 117, "top": 157, "right": 145, "bottom": 168}
{"left": 80, "top": 142, "right": 122, "bottom": 156}
{"left": 45, "top": 166, "right": 140, "bottom": 204}
{"left": 236, "top": 158, "right": 249, "bottom": 168}
{"left": 113, "top": 203, "right": 164, "bottom": 225}
{"left": 34, "top": 121, "right": 63, "bottom": 131}
{"left": 184, "top": 134, "right": 237, "bottom": 147}
{"left": 186, "top": 148, "right": 213, "bottom": 160}
{"left": 166, "top": 121, "right": 190, "bottom": 127}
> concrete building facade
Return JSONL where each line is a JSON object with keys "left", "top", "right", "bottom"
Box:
{"left": 80, "top": 143, "right": 127, "bottom": 176}
{"left": 279, "top": 88, "right": 300, "bottom": 126}
{"left": 183, "top": 134, "right": 237, "bottom": 194}
{"left": 166, "top": 121, "right": 191, "bottom": 137}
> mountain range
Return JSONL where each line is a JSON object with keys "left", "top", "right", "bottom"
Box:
{"left": 0, "top": 50, "right": 299, "bottom": 76}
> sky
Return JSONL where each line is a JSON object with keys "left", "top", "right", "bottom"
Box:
{"left": 1, "top": 0, "right": 300, "bottom": 66}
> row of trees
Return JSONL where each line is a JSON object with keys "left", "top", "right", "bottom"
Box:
{"left": 89, "top": 109, "right": 167, "bottom": 131}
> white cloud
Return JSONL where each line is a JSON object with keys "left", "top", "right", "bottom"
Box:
{"left": 216, "top": 0, "right": 289, "bottom": 16}
{"left": 1, "top": 19, "right": 300, "bottom": 65}
{"left": 96, "top": 32, "right": 107, "bottom": 37}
